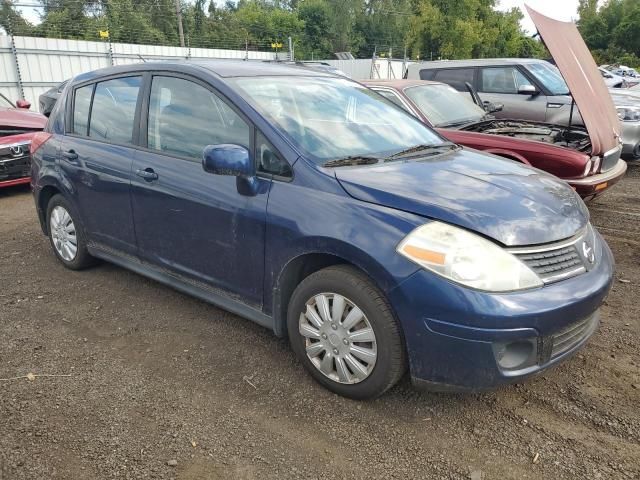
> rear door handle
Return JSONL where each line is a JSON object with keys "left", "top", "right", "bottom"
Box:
{"left": 61, "top": 149, "right": 78, "bottom": 162}
{"left": 136, "top": 168, "right": 159, "bottom": 181}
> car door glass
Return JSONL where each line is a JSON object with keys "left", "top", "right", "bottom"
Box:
{"left": 73, "top": 84, "right": 93, "bottom": 135}
{"left": 432, "top": 69, "right": 475, "bottom": 91}
{"left": 256, "top": 131, "right": 291, "bottom": 178}
{"left": 480, "top": 68, "right": 530, "bottom": 94}
{"left": 147, "top": 76, "right": 250, "bottom": 161}
{"left": 89, "top": 76, "right": 142, "bottom": 144}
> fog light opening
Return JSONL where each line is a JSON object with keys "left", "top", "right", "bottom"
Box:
{"left": 494, "top": 340, "right": 536, "bottom": 370}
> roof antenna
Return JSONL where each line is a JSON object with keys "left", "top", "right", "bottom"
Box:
{"left": 137, "top": 54, "right": 147, "bottom": 63}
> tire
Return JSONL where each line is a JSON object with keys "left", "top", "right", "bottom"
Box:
{"left": 287, "top": 265, "right": 406, "bottom": 399}
{"left": 46, "top": 194, "right": 95, "bottom": 270}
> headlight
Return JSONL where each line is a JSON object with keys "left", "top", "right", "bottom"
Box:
{"left": 397, "top": 222, "right": 543, "bottom": 292}
{"left": 616, "top": 106, "right": 640, "bottom": 122}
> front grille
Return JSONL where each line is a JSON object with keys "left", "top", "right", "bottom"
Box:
{"left": 515, "top": 245, "right": 584, "bottom": 282}
{"left": 0, "top": 142, "right": 31, "bottom": 182}
{"left": 550, "top": 313, "right": 598, "bottom": 359}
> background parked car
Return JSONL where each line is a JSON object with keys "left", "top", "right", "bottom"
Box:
{"left": 39, "top": 81, "right": 68, "bottom": 117}
{"left": 0, "top": 93, "right": 47, "bottom": 188}
{"left": 364, "top": 79, "right": 626, "bottom": 200}
{"left": 599, "top": 67, "right": 626, "bottom": 88}
{"left": 406, "top": 58, "right": 640, "bottom": 160}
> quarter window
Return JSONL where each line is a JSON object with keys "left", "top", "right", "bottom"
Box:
{"left": 147, "top": 76, "right": 250, "bottom": 161}
{"left": 256, "top": 131, "right": 291, "bottom": 178}
{"left": 72, "top": 84, "right": 93, "bottom": 135}
{"left": 432, "top": 69, "right": 475, "bottom": 91}
{"left": 89, "top": 76, "right": 142, "bottom": 144}
{"left": 480, "top": 67, "right": 530, "bottom": 94}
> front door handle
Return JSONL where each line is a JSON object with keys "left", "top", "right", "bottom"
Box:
{"left": 61, "top": 149, "right": 78, "bottom": 162}
{"left": 136, "top": 168, "right": 159, "bottom": 182}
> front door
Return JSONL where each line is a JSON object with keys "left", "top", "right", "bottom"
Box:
{"left": 130, "top": 74, "right": 270, "bottom": 308}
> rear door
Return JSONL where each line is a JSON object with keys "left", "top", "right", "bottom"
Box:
{"left": 130, "top": 74, "right": 271, "bottom": 308}
{"left": 477, "top": 66, "right": 548, "bottom": 122}
{"left": 61, "top": 75, "right": 142, "bottom": 256}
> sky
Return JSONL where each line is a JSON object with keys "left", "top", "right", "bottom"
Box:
{"left": 497, "top": 0, "right": 582, "bottom": 33}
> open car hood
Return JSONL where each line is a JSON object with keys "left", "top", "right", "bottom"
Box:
{"left": 527, "top": 6, "right": 620, "bottom": 156}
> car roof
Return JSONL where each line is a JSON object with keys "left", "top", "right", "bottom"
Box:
{"left": 362, "top": 79, "right": 444, "bottom": 89}
{"left": 408, "top": 58, "right": 546, "bottom": 69}
{"left": 71, "top": 59, "right": 332, "bottom": 84}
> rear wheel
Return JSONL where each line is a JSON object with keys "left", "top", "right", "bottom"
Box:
{"left": 287, "top": 265, "right": 406, "bottom": 399}
{"left": 46, "top": 194, "right": 95, "bottom": 270}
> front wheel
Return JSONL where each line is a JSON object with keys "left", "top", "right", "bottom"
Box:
{"left": 287, "top": 265, "right": 406, "bottom": 399}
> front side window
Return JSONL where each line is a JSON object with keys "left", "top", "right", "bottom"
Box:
{"left": 480, "top": 67, "right": 530, "bottom": 94}
{"left": 404, "top": 84, "right": 486, "bottom": 128}
{"left": 147, "top": 76, "right": 250, "bottom": 161}
{"left": 89, "top": 76, "right": 141, "bottom": 144}
{"left": 232, "top": 76, "right": 445, "bottom": 163}
{"left": 525, "top": 62, "right": 570, "bottom": 95}
{"left": 72, "top": 84, "right": 93, "bottom": 135}
{"left": 432, "top": 69, "right": 475, "bottom": 91}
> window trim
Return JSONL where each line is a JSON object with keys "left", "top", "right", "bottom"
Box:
{"left": 67, "top": 73, "right": 145, "bottom": 150}
{"left": 254, "top": 129, "right": 293, "bottom": 183}
{"left": 139, "top": 71, "right": 256, "bottom": 168}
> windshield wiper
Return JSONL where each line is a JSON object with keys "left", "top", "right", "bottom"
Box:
{"left": 386, "top": 143, "right": 457, "bottom": 160}
{"left": 323, "top": 156, "right": 381, "bottom": 168}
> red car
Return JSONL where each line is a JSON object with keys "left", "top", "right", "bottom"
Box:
{"left": 363, "top": 79, "right": 626, "bottom": 199}
{"left": 0, "top": 94, "right": 47, "bottom": 188}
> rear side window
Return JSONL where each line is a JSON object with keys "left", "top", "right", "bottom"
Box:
{"left": 432, "top": 69, "right": 475, "bottom": 91}
{"left": 479, "top": 67, "right": 530, "bottom": 94}
{"left": 72, "top": 85, "right": 93, "bottom": 135}
{"left": 89, "top": 76, "right": 142, "bottom": 144}
{"left": 147, "top": 76, "right": 250, "bottom": 161}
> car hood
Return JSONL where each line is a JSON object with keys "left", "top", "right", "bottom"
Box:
{"left": 334, "top": 148, "right": 588, "bottom": 247}
{"left": 610, "top": 89, "right": 640, "bottom": 104}
{"left": 527, "top": 6, "right": 620, "bottom": 156}
{"left": 0, "top": 107, "right": 47, "bottom": 130}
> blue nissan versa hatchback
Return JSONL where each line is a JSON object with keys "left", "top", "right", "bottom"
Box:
{"left": 31, "top": 61, "right": 614, "bottom": 399}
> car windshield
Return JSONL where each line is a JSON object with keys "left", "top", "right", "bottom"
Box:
{"left": 231, "top": 76, "right": 446, "bottom": 163}
{"left": 525, "top": 62, "right": 570, "bottom": 95}
{"left": 403, "top": 84, "right": 486, "bottom": 127}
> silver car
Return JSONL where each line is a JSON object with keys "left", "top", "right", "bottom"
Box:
{"left": 406, "top": 58, "right": 640, "bottom": 160}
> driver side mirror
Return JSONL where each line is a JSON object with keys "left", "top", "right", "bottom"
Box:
{"left": 518, "top": 85, "right": 538, "bottom": 96}
{"left": 16, "top": 99, "right": 31, "bottom": 109}
{"left": 202, "top": 144, "right": 251, "bottom": 177}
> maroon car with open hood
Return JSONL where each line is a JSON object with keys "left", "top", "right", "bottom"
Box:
{"left": 364, "top": 78, "right": 626, "bottom": 200}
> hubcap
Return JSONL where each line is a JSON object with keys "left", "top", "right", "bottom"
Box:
{"left": 299, "top": 293, "right": 377, "bottom": 384}
{"left": 50, "top": 206, "right": 77, "bottom": 262}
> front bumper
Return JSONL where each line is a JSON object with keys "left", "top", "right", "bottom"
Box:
{"left": 568, "top": 158, "right": 627, "bottom": 198}
{"left": 387, "top": 230, "right": 614, "bottom": 391}
{"left": 620, "top": 121, "right": 640, "bottom": 159}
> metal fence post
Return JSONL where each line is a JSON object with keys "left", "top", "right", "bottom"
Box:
{"left": 7, "top": 17, "right": 25, "bottom": 100}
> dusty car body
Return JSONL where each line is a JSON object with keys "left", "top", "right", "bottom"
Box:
{"left": 364, "top": 79, "right": 626, "bottom": 199}
{"left": 0, "top": 94, "right": 47, "bottom": 187}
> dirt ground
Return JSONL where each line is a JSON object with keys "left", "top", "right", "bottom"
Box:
{"left": 1, "top": 164, "right": 639, "bottom": 480}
